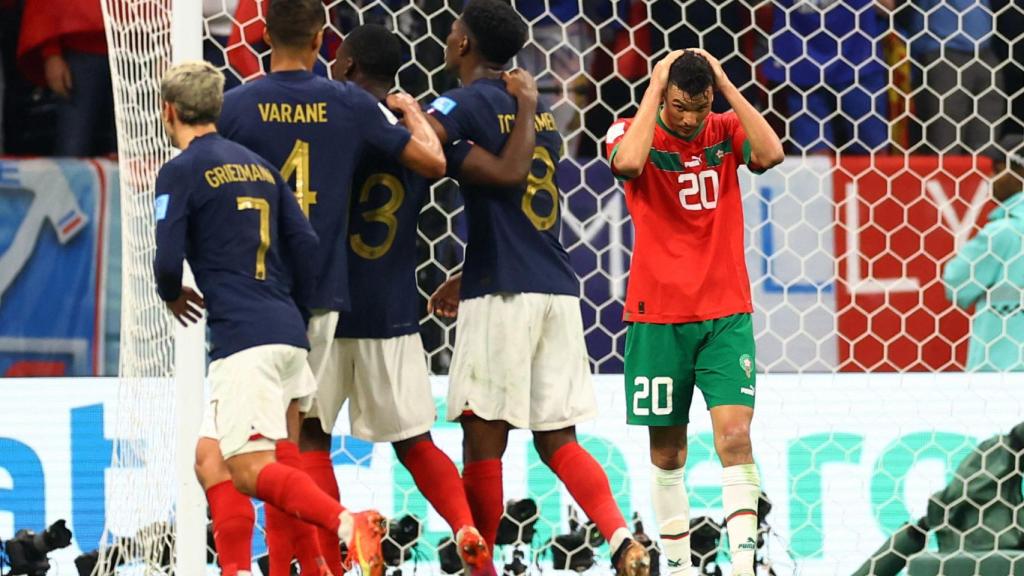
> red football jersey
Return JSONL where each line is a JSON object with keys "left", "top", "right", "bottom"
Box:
{"left": 606, "top": 111, "right": 760, "bottom": 323}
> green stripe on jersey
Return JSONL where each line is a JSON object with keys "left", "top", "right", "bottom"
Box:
{"left": 649, "top": 149, "right": 684, "bottom": 171}
{"left": 704, "top": 138, "right": 733, "bottom": 167}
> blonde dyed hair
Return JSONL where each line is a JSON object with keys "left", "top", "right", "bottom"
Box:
{"left": 160, "top": 61, "right": 225, "bottom": 125}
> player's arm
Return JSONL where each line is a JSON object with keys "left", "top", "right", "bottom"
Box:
{"left": 690, "top": 48, "right": 784, "bottom": 170}
{"left": 275, "top": 174, "right": 320, "bottom": 303}
{"left": 611, "top": 50, "right": 685, "bottom": 179}
{"left": 153, "top": 163, "right": 204, "bottom": 326}
{"left": 452, "top": 68, "right": 539, "bottom": 188}
{"left": 385, "top": 93, "right": 447, "bottom": 180}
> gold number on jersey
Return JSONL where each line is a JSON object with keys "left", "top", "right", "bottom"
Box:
{"left": 280, "top": 139, "right": 317, "bottom": 217}
{"left": 236, "top": 196, "right": 271, "bottom": 280}
{"left": 350, "top": 173, "right": 406, "bottom": 260}
{"left": 522, "top": 146, "right": 559, "bottom": 231}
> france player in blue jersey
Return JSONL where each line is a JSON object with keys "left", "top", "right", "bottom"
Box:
{"left": 292, "top": 24, "right": 507, "bottom": 575}
{"left": 216, "top": 2, "right": 445, "bottom": 574}
{"left": 153, "top": 61, "right": 383, "bottom": 576}
{"left": 424, "top": 2, "right": 650, "bottom": 574}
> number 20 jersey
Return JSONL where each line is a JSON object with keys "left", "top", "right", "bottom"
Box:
{"left": 218, "top": 70, "right": 412, "bottom": 312}
{"left": 606, "top": 111, "right": 759, "bottom": 324}
{"left": 428, "top": 78, "right": 579, "bottom": 300}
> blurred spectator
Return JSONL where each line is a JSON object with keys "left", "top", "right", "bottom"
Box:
{"left": 893, "top": 0, "right": 1004, "bottom": 154}
{"left": 943, "top": 134, "right": 1024, "bottom": 371}
{"left": 204, "top": 0, "right": 242, "bottom": 89}
{"left": 17, "top": 0, "right": 115, "bottom": 157}
{"left": 761, "top": 0, "right": 890, "bottom": 154}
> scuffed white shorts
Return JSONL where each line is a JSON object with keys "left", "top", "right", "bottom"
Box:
{"left": 447, "top": 293, "right": 596, "bottom": 430}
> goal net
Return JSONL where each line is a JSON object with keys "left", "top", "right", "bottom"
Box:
{"left": 101, "top": 0, "right": 1023, "bottom": 574}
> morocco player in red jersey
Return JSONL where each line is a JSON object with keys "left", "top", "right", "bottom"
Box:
{"left": 605, "top": 49, "right": 783, "bottom": 576}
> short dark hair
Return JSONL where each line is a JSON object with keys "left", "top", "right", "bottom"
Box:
{"left": 461, "top": 0, "right": 527, "bottom": 66}
{"left": 266, "top": 0, "right": 325, "bottom": 50}
{"left": 344, "top": 24, "right": 402, "bottom": 83}
{"left": 668, "top": 52, "right": 713, "bottom": 96}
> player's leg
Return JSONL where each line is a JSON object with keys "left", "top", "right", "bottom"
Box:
{"left": 265, "top": 401, "right": 332, "bottom": 576}
{"left": 214, "top": 345, "right": 385, "bottom": 572}
{"left": 460, "top": 414, "right": 511, "bottom": 551}
{"left": 447, "top": 294, "right": 533, "bottom": 550}
{"left": 196, "top": 435, "right": 254, "bottom": 576}
{"left": 347, "top": 333, "right": 490, "bottom": 572}
{"left": 694, "top": 314, "right": 760, "bottom": 576}
{"left": 626, "top": 321, "right": 698, "bottom": 576}
{"left": 299, "top": 330, "right": 350, "bottom": 576}
{"left": 530, "top": 294, "right": 648, "bottom": 576}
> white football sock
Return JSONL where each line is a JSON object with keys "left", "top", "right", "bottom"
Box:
{"left": 722, "top": 464, "right": 761, "bottom": 575}
{"left": 651, "top": 465, "right": 695, "bottom": 576}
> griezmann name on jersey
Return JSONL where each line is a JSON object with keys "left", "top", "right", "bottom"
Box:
{"left": 606, "top": 111, "right": 763, "bottom": 324}
{"left": 336, "top": 151, "right": 429, "bottom": 340}
{"left": 218, "top": 70, "right": 412, "bottom": 312}
{"left": 427, "top": 78, "right": 579, "bottom": 300}
{"left": 153, "top": 133, "right": 318, "bottom": 360}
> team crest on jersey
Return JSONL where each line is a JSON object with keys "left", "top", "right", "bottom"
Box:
{"left": 429, "top": 96, "right": 458, "bottom": 116}
{"left": 739, "top": 354, "right": 753, "bottom": 379}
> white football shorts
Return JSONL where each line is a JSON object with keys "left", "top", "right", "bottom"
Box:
{"left": 307, "top": 332, "right": 436, "bottom": 443}
{"left": 199, "top": 344, "right": 317, "bottom": 459}
{"left": 447, "top": 292, "right": 596, "bottom": 430}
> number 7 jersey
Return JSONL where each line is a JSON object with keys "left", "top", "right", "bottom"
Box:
{"left": 606, "top": 111, "right": 762, "bottom": 324}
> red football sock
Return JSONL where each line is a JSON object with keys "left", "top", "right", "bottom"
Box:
{"left": 263, "top": 503, "right": 296, "bottom": 576}
{"left": 462, "top": 459, "right": 503, "bottom": 549}
{"left": 274, "top": 441, "right": 330, "bottom": 574}
{"left": 547, "top": 442, "right": 627, "bottom": 542}
{"left": 400, "top": 440, "right": 475, "bottom": 533}
{"left": 255, "top": 460, "right": 344, "bottom": 536}
{"left": 302, "top": 449, "right": 344, "bottom": 575}
{"left": 206, "top": 480, "right": 255, "bottom": 575}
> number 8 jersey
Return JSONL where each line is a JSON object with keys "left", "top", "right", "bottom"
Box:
{"left": 606, "top": 111, "right": 762, "bottom": 324}
{"left": 428, "top": 78, "right": 579, "bottom": 300}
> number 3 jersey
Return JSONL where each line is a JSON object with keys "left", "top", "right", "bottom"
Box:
{"left": 606, "top": 111, "right": 761, "bottom": 324}
{"left": 153, "top": 133, "right": 319, "bottom": 360}
{"left": 428, "top": 78, "right": 579, "bottom": 300}
{"left": 218, "top": 70, "right": 412, "bottom": 312}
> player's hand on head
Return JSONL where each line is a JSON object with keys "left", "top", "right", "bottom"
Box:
{"left": 166, "top": 286, "right": 205, "bottom": 326}
{"left": 427, "top": 274, "right": 462, "bottom": 318}
{"left": 687, "top": 48, "right": 727, "bottom": 88}
{"left": 653, "top": 50, "right": 686, "bottom": 89}
{"left": 503, "top": 68, "right": 538, "bottom": 105}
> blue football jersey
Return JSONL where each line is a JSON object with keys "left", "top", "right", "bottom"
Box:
{"left": 153, "top": 133, "right": 318, "bottom": 361}
{"left": 218, "top": 70, "right": 412, "bottom": 312}
{"left": 427, "top": 78, "right": 579, "bottom": 299}
{"left": 335, "top": 154, "right": 429, "bottom": 339}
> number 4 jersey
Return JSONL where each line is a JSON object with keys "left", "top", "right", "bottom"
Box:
{"left": 218, "top": 70, "right": 412, "bottom": 312}
{"left": 428, "top": 78, "right": 579, "bottom": 300}
{"left": 606, "top": 111, "right": 762, "bottom": 324}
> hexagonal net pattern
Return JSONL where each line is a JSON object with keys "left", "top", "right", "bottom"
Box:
{"left": 102, "top": 0, "right": 1024, "bottom": 574}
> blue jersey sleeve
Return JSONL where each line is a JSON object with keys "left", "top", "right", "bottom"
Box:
{"left": 444, "top": 139, "right": 473, "bottom": 179}
{"left": 153, "top": 159, "right": 192, "bottom": 302}
{"left": 354, "top": 90, "right": 413, "bottom": 159}
{"left": 427, "top": 89, "right": 469, "bottom": 143}
{"left": 216, "top": 89, "right": 241, "bottom": 139}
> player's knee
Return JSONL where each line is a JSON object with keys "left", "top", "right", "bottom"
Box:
{"left": 649, "top": 444, "right": 687, "bottom": 470}
{"left": 532, "top": 428, "right": 576, "bottom": 464}
{"left": 714, "top": 424, "right": 753, "bottom": 461}
{"left": 195, "top": 438, "right": 231, "bottom": 490}
{"left": 299, "top": 418, "right": 332, "bottom": 453}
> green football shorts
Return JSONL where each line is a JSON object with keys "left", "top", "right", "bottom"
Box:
{"left": 624, "top": 313, "right": 756, "bottom": 426}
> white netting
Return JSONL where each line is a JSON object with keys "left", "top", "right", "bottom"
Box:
{"left": 98, "top": 0, "right": 1024, "bottom": 574}
{"left": 96, "top": 0, "right": 178, "bottom": 574}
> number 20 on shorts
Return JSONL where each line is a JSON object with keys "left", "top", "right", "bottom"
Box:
{"left": 633, "top": 376, "right": 673, "bottom": 416}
